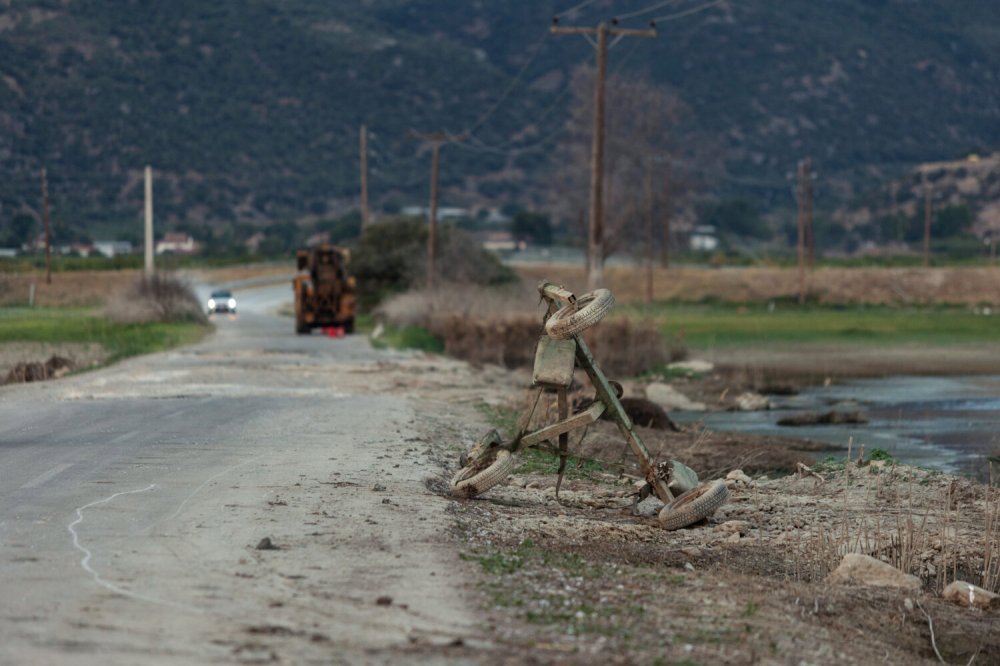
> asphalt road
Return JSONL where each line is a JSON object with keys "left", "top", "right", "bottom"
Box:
{"left": 0, "top": 284, "right": 485, "bottom": 664}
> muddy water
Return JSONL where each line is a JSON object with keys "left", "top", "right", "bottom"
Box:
{"left": 673, "top": 375, "right": 1000, "bottom": 477}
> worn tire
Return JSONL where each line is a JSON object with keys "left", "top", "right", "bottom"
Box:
{"left": 658, "top": 480, "right": 729, "bottom": 530}
{"left": 450, "top": 449, "right": 515, "bottom": 498}
{"left": 545, "top": 289, "right": 614, "bottom": 340}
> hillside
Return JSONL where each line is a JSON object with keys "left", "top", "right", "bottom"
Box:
{"left": 0, "top": 0, "right": 998, "bottom": 242}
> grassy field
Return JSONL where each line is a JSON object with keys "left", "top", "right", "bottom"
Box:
{"left": 621, "top": 302, "right": 1000, "bottom": 349}
{"left": 0, "top": 307, "right": 209, "bottom": 367}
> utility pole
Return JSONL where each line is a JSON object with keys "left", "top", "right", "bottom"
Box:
{"left": 803, "top": 163, "right": 814, "bottom": 268}
{"left": 551, "top": 18, "right": 656, "bottom": 291}
{"left": 144, "top": 165, "right": 154, "bottom": 278}
{"left": 408, "top": 132, "right": 465, "bottom": 291}
{"left": 644, "top": 164, "right": 653, "bottom": 304}
{"left": 795, "top": 158, "right": 810, "bottom": 304}
{"left": 360, "top": 125, "right": 369, "bottom": 236}
{"left": 923, "top": 175, "right": 932, "bottom": 269}
{"left": 660, "top": 164, "right": 671, "bottom": 269}
{"left": 40, "top": 167, "right": 51, "bottom": 284}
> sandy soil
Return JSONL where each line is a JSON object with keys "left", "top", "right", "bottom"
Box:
{"left": 439, "top": 372, "right": 1000, "bottom": 665}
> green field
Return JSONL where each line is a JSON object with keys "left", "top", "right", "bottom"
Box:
{"left": 623, "top": 302, "right": 1000, "bottom": 349}
{"left": 0, "top": 308, "right": 210, "bottom": 366}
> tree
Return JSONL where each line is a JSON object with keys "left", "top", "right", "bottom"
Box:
{"left": 0, "top": 213, "right": 37, "bottom": 247}
{"left": 548, "top": 67, "right": 704, "bottom": 278}
{"left": 510, "top": 211, "right": 552, "bottom": 246}
{"left": 700, "top": 200, "right": 768, "bottom": 240}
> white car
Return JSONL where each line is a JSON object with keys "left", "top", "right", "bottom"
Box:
{"left": 207, "top": 289, "right": 237, "bottom": 314}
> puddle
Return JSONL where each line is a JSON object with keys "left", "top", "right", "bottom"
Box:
{"left": 673, "top": 375, "right": 1000, "bottom": 476}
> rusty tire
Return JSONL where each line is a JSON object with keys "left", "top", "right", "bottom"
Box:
{"left": 545, "top": 289, "right": 614, "bottom": 340}
{"left": 657, "top": 480, "right": 729, "bottom": 530}
{"left": 450, "top": 449, "right": 515, "bottom": 498}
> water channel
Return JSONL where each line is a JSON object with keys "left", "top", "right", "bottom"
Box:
{"left": 671, "top": 375, "right": 1000, "bottom": 478}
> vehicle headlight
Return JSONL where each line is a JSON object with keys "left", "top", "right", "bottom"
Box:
{"left": 228, "top": 298, "right": 236, "bottom": 308}
{"left": 207, "top": 298, "right": 216, "bottom": 309}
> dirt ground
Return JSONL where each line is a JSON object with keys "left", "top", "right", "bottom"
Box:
{"left": 436, "top": 362, "right": 1000, "bottom": 665}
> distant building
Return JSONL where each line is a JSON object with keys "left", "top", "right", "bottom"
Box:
{"left": 400, "top": 205, "right": 468, "bottom": 222}
{"left": 70, "top": 243, "right": 94, "bottom": 257}
{"left": 155, "top": 233, "right": 197, "bottom": 255}
{"left": 93, "top": 240, "right": 134, "bottom": 258}
{"left": 481, "top": 230, "right": 525, "bottom": 253}
{"left": 689, "top": 225, "right": 719, "bottom": 252}
{"left": 0, "top": 248, "right": 17, "bottom": 258}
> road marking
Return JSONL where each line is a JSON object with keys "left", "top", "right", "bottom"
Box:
{"left": 68, "top": 484, "right": 203, "bottom": 613}
{"left": 20, "top": 463, "right": 74, "bottom": 489}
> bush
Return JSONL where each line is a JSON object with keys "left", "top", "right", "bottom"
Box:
{"left": 351, "top": 218, "right": 515, "bottom": 309}
{"left": 103, "top": 273, "right": 208, "bottom": 325}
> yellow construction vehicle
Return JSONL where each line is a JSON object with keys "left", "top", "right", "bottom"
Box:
{"left": 293, "top": 243, "right": 357, "bottom": 334}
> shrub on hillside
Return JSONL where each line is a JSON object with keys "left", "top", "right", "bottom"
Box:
{"left": 103, "top": 273, "right": 208, "bottom": 325}
{"left": 351, "top": 218, "right": 515, "bottom": 308}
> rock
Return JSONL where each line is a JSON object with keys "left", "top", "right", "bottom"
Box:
{"left": 777, "top": 411, "right": 868, "bottom": 427}
{"left": 680, "top": 546, "right": 702, "bottom": 557}
{"left": 371, "top": 483, "right": 386, "bottom": 492}
{"left": 645, "top": 383, "right": 707, "bottom": 412}
{"left": 375, "top": 595, "right": 393, "bottom": 606}
{"left": 724, "top": 532, "right": 741, "bottom": 544}
{"left": 715, "top": 520, "right": 750, "bottom": 536}
{"left": 726, "top": 469, "right": 753, "bottom": 486}
{"left": 618, "top": 397, "right": 680, "bottom": 430}
{"left": 633, "top": 495, "right": 665, "bottom": 518}
{"left": 942, "top": 581, "right": 999, "bottom": 610}
{"left": 256, "top": 537, "right": 280, "bottom": 551}
{"left": 735, "top": 392, "right": 770, "bottom": 411}
{"left": 667, "top": 359, "right": 714, "bottom": 374}
{"left": 825, "top": 554, "right": 921, "bottom": 590}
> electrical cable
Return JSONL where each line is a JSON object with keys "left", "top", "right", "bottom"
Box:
{"left": 613, "top": 0, "right": 686, "bottom": 22}
{"left": 465, "top": 27, "right": 550, "bottom": 136}
{"left": 554, "top": 0, "right": 604, "bottom": 18}
{"left": 650, "top": 0, "right": 726, "bottom": 23}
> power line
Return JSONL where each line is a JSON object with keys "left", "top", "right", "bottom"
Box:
{"left": 613, "top": 0, "right": 685, "bottom": 22}
{"left": 465, "top": 27, "right": 551, "bottom": 136}
{"left": 554, "top": 0, "right": 604, "bottom": 18}
{"left": 650, "top": 0, "right": 726, "bottom": 23}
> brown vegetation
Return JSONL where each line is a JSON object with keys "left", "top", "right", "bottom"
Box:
{"left": 515, "top": 264, "right": 1000, "bottom": 306}
{"left": 377, "top": 283, "right": 672, "bottom": 376}
{"left": 103, "top": 274, "right": 207, "bottom": 324}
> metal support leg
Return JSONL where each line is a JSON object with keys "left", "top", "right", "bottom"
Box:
{"left": 574, "top": 334, "right": 674, "bottom": 503}
{"left": 555, "top": 388, "right": 569, "bottom": 498}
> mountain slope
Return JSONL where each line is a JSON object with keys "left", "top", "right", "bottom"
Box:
{"left": 0, "top": 0, "right": 997, "bottom": 240}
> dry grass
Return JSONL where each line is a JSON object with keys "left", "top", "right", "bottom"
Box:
{"left": 0, "top": 270, "right": 136, "bottom": 307}
{"left": 514, "top": 264, "right": 1000, "bottom": 306}
{"left": 103, "top": 274, "right": 207, "bottom": 325}
{"left": 376, "top": 282, "right": 672, "bottom": 376}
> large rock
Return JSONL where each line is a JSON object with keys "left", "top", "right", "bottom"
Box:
{"left": 645, "top": 383, "right": 706, "bottom": 412}
{"left": 825, "top": 554, "right": 921, "bottom": 590}
{"left": 735, "top": 391, "right": 770, "bottom": 411}
{"left": 942, "top": 581, "right": 999, "bottom": 610}
{"left": 667, "top": 359, "right": 714, "bottom": 374}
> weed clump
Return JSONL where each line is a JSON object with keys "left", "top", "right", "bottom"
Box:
{"left": 103, "top": 273, "right": 207, "bottom": 325}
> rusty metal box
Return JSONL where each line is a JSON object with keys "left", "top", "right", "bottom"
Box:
{"left": 532, "top": 336, "right": 576, "bottom": 387}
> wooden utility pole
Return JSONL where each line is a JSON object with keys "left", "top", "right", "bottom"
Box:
{"left": 40, "top": 167, "right": 51, "bottom": 284}
{"left": 660, "top": 165, "right": 671, "bottom": 269}
{"left": 360, "top": 125, "right": 370, "bottom": 235}
{"left": 795, "top": 158, "right": 810, "bottom": 304}
{"left": 923, "top": 178, "right": 932, "bottom": 268}
{"left": 551, "top": 19, "right": 656, "bottom": 291}
{"left": 644, "top": 164, "right": 654, "bottom": 304}
{"left": 144, "top": 165, "right": 154, "bottom": 278}
{"left": 408, "top": 132, "right": 465, "bottom": 291}
{"left": 803, "top": 164, "right": 814, "bottom": 268}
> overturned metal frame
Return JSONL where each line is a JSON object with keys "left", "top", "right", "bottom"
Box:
{"left": 498, "top": 281, "right": 675, "bottom": 503}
